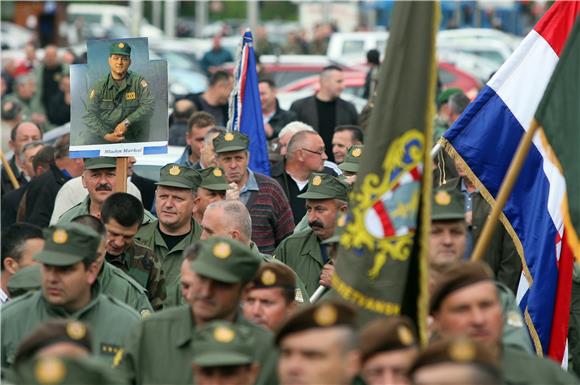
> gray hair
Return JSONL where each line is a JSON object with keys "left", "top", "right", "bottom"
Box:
{"left": 278, "top": 121, "right": 315, "bottom": 140}
{"left": 287, "top": 130, "right": 319, "bottom": 158}
{"left": 449, "top": 92, "right": 470, "bottom": 116}
{"left": 206, "top": 200, "right": 252, "bottom": 241}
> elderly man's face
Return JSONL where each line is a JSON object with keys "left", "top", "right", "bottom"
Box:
{"left": 217, "top": 150, "right": 249, "bottom": 185}
{"left": 429, "top": 220, "right": 467, "bottom": 269}
{"left": 306, "top": 199, "right": 346, "bottom": 241}
{"left": 10, "top": 123, "right": 42, "bottom": 155}
{"left": 108, "top": 54, "right": 131, "bottom": 79}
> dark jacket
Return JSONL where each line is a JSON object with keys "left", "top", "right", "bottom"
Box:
{"left": 1, "top": 156, "right": 27, "bottom": 197}
{"left": 443, "top": 177, "right": 521, "bottom": 293}
{"left": 182, "top": 93, "right": 228, "bottom": 127}
{"left": 168, "top": 120, "right": 188, "bottom": 146}
{"left": 289, "top": 95, "right": 358, "bottom": 131}
{"left": 1, "top": 185, "right": 27, "bottom": 228}
{"left": 24, "top": 163, "right": 71, "bottom": 227}
{"left": 131, "top": 173, "right": 157, "bottom": 213}
{"left": 266, "top": 100, "right": 297, "bottom": 139}
{"left": 271, "top": 160, "right": 338, "bottom": 224}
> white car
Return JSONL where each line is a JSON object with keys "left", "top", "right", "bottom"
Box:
{"left": 133, "top": 146, "right": 185, "bottom": 181}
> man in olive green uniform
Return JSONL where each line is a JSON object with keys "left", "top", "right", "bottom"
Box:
{"left": 430, "top": 262, "right": 579, "bottom": 385}
{"left": 83, "top": 41, "right": 154, "bottom": 144}
{"left": 192, "top": 166, "right": 229, "bottom": 223}
{"left": 192, "top": 321, "right": 260, "bottom": 385}
{"left": 118, "top": 237, "right": 279, "bottom": 385}
{"left": 58, "top": 157, "right": 155, "bottom": 224}
{"left": 102, "top": 193, "right": 166, "bottom": 310}
{"left": 274, "top": 173, "right": 349, "bottom": 296}
{"left": 429, "top": 187, "right": 532, "bottom": 354}
{"left": 135, "top": 163, "right": 202, "bottom": 308}
{"left": 200, "top": 199, "right": 308, "bottom": 304}
{"left": 1, "top": 223, "right": 140, "bottom": 368}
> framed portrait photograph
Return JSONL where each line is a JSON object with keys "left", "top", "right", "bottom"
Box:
{"left": 69, "top": 37, "right": 168, "bottom": 157}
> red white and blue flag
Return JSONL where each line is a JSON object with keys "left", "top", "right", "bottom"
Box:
{"left": 228, "top": 30, "right": 271, "bottom": 175}
{"left": 441, "top": 1, "right": 580, "bottom": 362}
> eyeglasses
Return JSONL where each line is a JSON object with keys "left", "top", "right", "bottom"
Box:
{"left": 301, "top": 148, "right": 325, "bottom": 156}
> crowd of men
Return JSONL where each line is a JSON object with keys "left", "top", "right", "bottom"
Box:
{"left": 2, "top": 36, "right": 580, "bottom": 385}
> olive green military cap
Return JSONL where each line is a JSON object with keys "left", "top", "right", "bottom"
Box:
{"left": 198, "top": 167, "right": 230, "bottom": 192}
{"left": 298, "top": 173, "right": 350, "bottom": 201}
{"left": 189, "top": 237, "right": 261, "bottom": 284}
{"left": 14, "top": 320, "right": 92, "bottom": 366}
{"left": 437, "top": 87, "right": 461, "bottom": 107}
{"left": 275, "top": 301, "right": 356, "bottom": 345}
{"left": 430, "top": 262, "right": 494, "bottom": 314}
{"left": 192, "top": 321, "right": 256, "bottom": 367}
{"left": 83, "top": 157, "right": 116, "bottom": 170}
{"left": 156, "top": 163, "right": 200, "bottom": 189}
{"left": 359, "top": 316, "right": 418, "bottom": 363}
{"left": 431, "top": 187, "right": 465, "bottom": 221}
{"left": 409, "top": 337, "right": 500, "bottom": 377}
{"left": 109, "top": 41, "right": 131, "bottom": 56}
{"left": 34, "top": 223, "right": 101, "bottom": 266}
{"left": 7, "top": 264, "right": 41, "bottom": 298}
{"left": 338, "top": 145, "right": 364, "bottom": 173}
{"left": 248, "top": 262, "right": 296, "bottom": 291}
{"left": 14, "top": 356, "right": 123, "bottom": 385}
{"left": 213, "top": 131, "right": 249, "bottom": 153}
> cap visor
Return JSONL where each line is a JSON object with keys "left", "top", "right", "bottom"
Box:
{"left": 338, "top": 163, "right": 358, "bottom": 173}
{"left": 155, "top": 181, "right": 193, "bottom": 189}
{"left": 190, "top": 260, "right": 240, "bottom": 283}
{"left": 201, "top": 183, "right": 230, "bottom": 191}
{"left": 193, "top": 352, "right": 253, "bottom": 367}
{"left": 297, "top": 191, "right": 335, "bottom": 200}
{"left": 215, "top": 146, "right": 247, "bottom": 153}
{"left": 34, "top": 250, "right": 82, "bottom": 266}
{"left": 431, "top": 214, "right": 465, "bottom": 222}
{"left": 85, "top": 163, "right": 116, "bottom": 170}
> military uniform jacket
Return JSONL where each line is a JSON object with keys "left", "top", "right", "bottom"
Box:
{"left": 274, "top": 228, "right": 325, "bottom": 297}
{"left": 57, "top": 196, "right": 157, "bottom": 224}
{"left": 107, "top": 242, "right": 167, "bottom": 311}
{"left": 135, "top": 219, "right": 201, "bottom": 308}
{"left": 501, "top": 346, "right": 580, "bottom": 385}
{"left": 99, "top": 261, "right": 153, "bottom": 316}
{"left": 119, "top": 305, "right": 278, "bottom": 385}
{"left": 84, "top": 71, "right": 154, "bottom": 144}
{"left": 1, "top": 288, "right": 140, "bottom": 368}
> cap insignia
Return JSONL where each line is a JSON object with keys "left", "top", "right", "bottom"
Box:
{"left": 352, "top": 148, "right": 362, "bottom": 158}
{"left": 449, "top": 339, "right": 476, "bottom": 362}
{"left": 35, "top": 358, "right": 66, "bottom": 385}
{"left": 261, "top": 269, "right": 276, "bottom": 286}
{"left": 213, "top": 242, "right": 231, "bottom": 259}
{"left": 224, "top": 133, "right": 235, "bottom": 142}
{"left": 435, "top": 190, "right": 451, "bottom": 206}
{"left": 118, "top": 42, "right": 125, "bottom": 48}
{"left": 214, "top": 326, "right": 235, "bottom": 343}
{"left": 397, "top": 325, "right": 414, "bottom": 346}
{"left": 169, "top": 165, "right": 181, "bottom": 176}
{"left": 312, "top": 175, "right": 322, "bottom": 186}
{"left": 66, "top": 321, "right": 86, "bottom": 340}
{"left": 314, "top": 304, "right": 337, "bottom": 326}
{"left": 53, "top": 229, "right": 68, "bottom": 244}
{"left": 213, "top": 168, "right": 223, "bottom": 177}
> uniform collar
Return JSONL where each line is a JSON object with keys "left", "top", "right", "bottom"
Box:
{"left": 42, "top": 282, "right": 102, "bottom": 318}
{"left": 153, "top": 219, "right": 198, "bottom": 252}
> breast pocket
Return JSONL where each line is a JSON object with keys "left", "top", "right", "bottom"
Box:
{"left": 124, "top": 99, "right": 140, "bottom": 113}
{"left": 100, "top": 100, "right": 115, "bottom": 111}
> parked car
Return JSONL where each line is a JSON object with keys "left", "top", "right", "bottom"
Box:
{"left": 280, "top": 62, "right": 481, "bottom": 97}
{"left": 133, "top": 146, "right": 185, "bottom": 181}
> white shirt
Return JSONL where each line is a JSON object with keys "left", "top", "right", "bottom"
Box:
{"left": 0, "top": 288, "right": 9, "bottom": 303}
{"left": 49, "top": 176, "right": 142, "bottom": 225}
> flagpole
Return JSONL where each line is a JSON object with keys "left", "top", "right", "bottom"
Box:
{"left": 471, "top": 119, "right": 540, "bottom": 262}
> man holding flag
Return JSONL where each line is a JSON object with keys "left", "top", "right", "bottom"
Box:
{"left": 441, "top": 1, "right": 580, "bottom": 362}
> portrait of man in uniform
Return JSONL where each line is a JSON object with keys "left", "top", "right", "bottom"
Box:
{"left": 84, "top": 41, "right": 154, "bottom": 144}
{"left": 70, "top": 38, "right": 168, "bottom": 157}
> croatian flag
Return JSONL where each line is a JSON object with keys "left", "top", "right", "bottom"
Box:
{"left": 441, "top": 1, "right": 580, "bottom": 362}
{"left": 228, "top": 30, "right": 271, "bottom": 175}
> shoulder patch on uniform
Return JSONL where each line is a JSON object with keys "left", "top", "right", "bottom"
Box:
{"left": 113, "top": 348, "right": 124, "bottom": 368}
{"left": 140, "top": 80, "right": 148, "bottom": 88}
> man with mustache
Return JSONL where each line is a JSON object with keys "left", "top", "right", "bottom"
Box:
{"left": 57, "top": 157, "right": 118, "bottom": 224}
{"left": 274, "top": 173, "right": 349, "bottom": 296}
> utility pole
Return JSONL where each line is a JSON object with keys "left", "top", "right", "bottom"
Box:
{"left": 129, "top": 0, "right": 142, "bottom": 37}
{"left": 247, "top": 0, "right": 259, "bottom": 33}
{"left": 164, "top": 0, "right": 177, "bottom": 38}
{"left": 195, "top": 0, "right": 208, "bottom": 37}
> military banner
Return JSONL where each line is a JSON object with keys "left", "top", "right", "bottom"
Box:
{"left": 69, "top": 37, "right": 168, "bottom": 157}
{"left": 331, "top": 1, "right": 438, "bottom": 341}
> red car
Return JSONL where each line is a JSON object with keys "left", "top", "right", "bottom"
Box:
{"left": 279, "top": 61, "right": 481, "bottom": 98}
